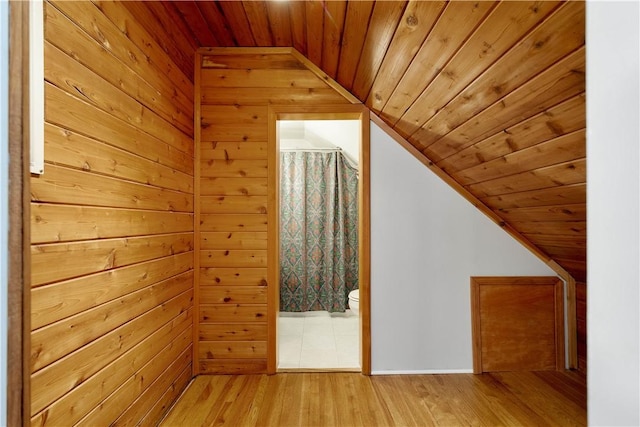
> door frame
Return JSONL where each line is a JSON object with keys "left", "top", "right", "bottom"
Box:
{"left": 267, "top": 104, "right": 371, "bottom": 375}
{"left": 7, "top": 1, "right": 31, "bottom": 425}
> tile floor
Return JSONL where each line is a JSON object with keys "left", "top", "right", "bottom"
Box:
{"left": 278, "top": 310, "right": 360, "bottom": 370}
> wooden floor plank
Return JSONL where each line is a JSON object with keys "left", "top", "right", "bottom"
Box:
{"left": 253, "top": 374, "right": 287, "bottom": 426}
{"left": 159, "top": 371, "right": 587, "bottom": 426}
{"left": 473, "top": 373, "right": 550, "bottom": 425}
{"left": 411, "top": 375, "right": 464, "bottom": 426}
{"left": 491, "top": 371, "right": 587, "bottom": 426}
{"left": 161, "top": 375, "right": 232, "bottom": 426}
{"left": 371, "top": 375, "right": 435, "bottom": 426}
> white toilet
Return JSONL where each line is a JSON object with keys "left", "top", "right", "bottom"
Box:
{"left": 348, "top": 289, "right": 359, "bottom": 315}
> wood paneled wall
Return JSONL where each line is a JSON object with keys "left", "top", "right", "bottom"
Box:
{"left": 196, "top": 48, "right": 353, "bottom": 374}
{"left": 8, "top": 2, "right": 30, "bottom": 425}
{"left": 168, "top": 0, "right": 586, "bottom": 370}
{"left": 576, "top": 281, "right": 586, "bottom": 372}
{"left": 31, "top": 2, "right": 195, "bottom": 425}
{"left": 172, "top": 0, "right": 587, "bottom": 285}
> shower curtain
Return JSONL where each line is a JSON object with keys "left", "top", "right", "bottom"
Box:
{"left": 280, "top": 150, "right": 359, "bottom": 312}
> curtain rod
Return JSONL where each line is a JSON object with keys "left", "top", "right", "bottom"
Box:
{"left": 280, "top": 147, "right": 359, "bottom": 170}
{"left": 279, "top": 147, "right": 343, "bottom": 152}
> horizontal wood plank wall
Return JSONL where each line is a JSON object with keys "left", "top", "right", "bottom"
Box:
{"left": 197, "top": 47, "right": 352, "bottom": 374}
{"left": 31, "top": 2, "right": 195, "bottom": 425}
{"left": 172, "top": 0, "right": 587, "bottom": 305}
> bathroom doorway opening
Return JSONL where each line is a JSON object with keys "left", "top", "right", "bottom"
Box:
{"left": 267, "top": 105, "right": 370, "bottom": 374}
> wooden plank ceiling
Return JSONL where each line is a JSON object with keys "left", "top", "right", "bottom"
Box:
{"left": 161, "top": 0, "right": 586, "bottom": 282}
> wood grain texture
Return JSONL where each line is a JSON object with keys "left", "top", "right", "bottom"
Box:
{"left": 242, "top": 1, "right": 273, "bottom": 46}
{"left": 44, "top": 40, "right": 192, "bottom": 154}
{"left": 420, "top": 47, "right": 586, "bottom": 161}
{"left": 456, "top": 129, "right": 586, "bottom": 186}
{"left": 30, "top": 272, "right": 193, "bottom": 372}
{"left": 576, "top": 281, "right": 586, "bottom": 372}
{"left": 336, "top": 1, "right": 374, "bottom": 91}
{"left": 172, "top": 1, "right": 586, "bottom": 364}
{"left": 193, "top": 50, "right": 203, "bottom": 379}
{"left": 160, "top": 371, "right": 586, "bottom": 427}
{"left": 394, "top": 1, "right": 561, "bottom": 133}
{"left": 471, "top": 277, "right": 564, "bottom": 373}
{"left": 30, "top": 311, "right": 192, "bottom": 427}
{"left": 31, "top": 291, "right": 192, "bottom": 415}
{"left": 382, "top": 1, "right": 496, "bottom": 128}
{"left": 32, "top": 2, "right": 195, "bottom": 426}
{"left": 44, "top": 123, "right": 193, "bottom": 194}
{"left": 216, "top": 2, "right": 255, "bottom": 47}
{"left": 82, "top": 346, "right": 191, "bottom": 426}
{"left": 8, "top": 2, "right": 30, "bottom": 425}
{"left": 121, "top": 1, "right": 196, "bottom": 81}
{"left": 200, "top": 159, "right": 268, "bottom": 178}
{"left": 350, "top": 1, "right": 407, "bottom": 100}
{"left": 44, "top": 83, "right": 193, "bottom": 175}
{"left": 196, "top": 49, "right": 360, "bottom": 377}
{"left": 96, "top": 1, "right": 194, "bottom": 95}
{"left": 31, "top": 2, "right": 590, "bottom": 424}
{"left": 437, "top": 93, "right": 586, "bottom": 174}
{"left": 413, "top": 2, "right": 584, "bottom": 146}
{"left": 31, "top": 203, "right": 194, "bottom": 244}
{"left": 200, "top": 214, "right": 268, "bottom": 232}
{"left": 200, "top": 305, "right": 267, "bottom": 324}
{"left": 367, "top": 0, "right": 446, "bottom": 114}
{"left": 31, "top": 233, "right": 193, "bottom": 287}
{"left": 266, "top": 1, "right": 292, "bottom": 47}
{"left": 201, "top": 141, "right": 267, "bottom": 160}
{"left": 320, "top": 0, "right": 346, "bottom": 79}
{"left": 31, "top": 253, "right": 193, "bottom": 330}
{"left": 51, "top": 1, "right": 193, "bottom": 130}
{"left": 178, "top": 0, "right": 587, "bottom": 284}
{"left": 172, "top": 1, "right": 219, "bottom": 47}
{"left": 201, "top": 52, "right": 306, "bottom": 70}
{"left": 201, "top": 268, "right": 268, "bottom": 287}
{"left": 201, "top": 232, "right": 267, "bottom": 250}
{"left": 199, "top": 323, "right": 268, "bottom": 341}
{"left": 304, "top": 0, "right": 324, "bottom": 67}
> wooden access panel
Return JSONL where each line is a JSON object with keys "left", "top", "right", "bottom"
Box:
{"left": 471, "top": 276, "right": 564, "bottom": 373}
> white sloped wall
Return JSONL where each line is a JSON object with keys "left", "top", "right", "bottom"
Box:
{"left": 370, "top": 121, "right": 556, "bottom": 373}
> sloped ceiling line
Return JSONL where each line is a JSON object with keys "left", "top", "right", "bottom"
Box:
{"left": 164, "top": 0, "right": 586, "bottom": 282}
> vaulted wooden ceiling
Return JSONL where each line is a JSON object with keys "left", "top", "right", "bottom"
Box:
{"left": 136, "top": 0, "right": 586, "bottom": 282}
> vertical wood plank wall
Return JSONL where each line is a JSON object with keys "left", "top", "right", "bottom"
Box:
{"left": 196, "top": 48, "right": 353, "bottom": 374}
{"left": 8, "top": 2, "right": 30, "bottom": 424}
{"left": 30, "top": 2, "right": 196, "bottom": 425}
{"left": 576, "top": 281, "right": 587, "bottom": 372}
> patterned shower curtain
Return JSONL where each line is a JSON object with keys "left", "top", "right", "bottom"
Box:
{"left": 280, "top": 150, "right": 359, "bottom": 312}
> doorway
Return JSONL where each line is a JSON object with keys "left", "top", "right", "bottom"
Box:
{"left": 278, "top": 119, "right": 360, "bottom": 370}
{"left": 267, "top": 105, "right": 370, "bottom": 374}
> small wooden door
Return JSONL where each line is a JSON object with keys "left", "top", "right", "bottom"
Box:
{"left": 471, "top": 277, "right": 564, "bottom": 373}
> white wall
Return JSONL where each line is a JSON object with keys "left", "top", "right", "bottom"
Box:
{"left": 0, "top": 0, "right": 9, "bottom": 423}
{"left": 587, "top": 2, "right": 640, "bottom": 425}
{"left": 370, "top": 122, "right": 556, "bottom": 373}
{"left": 279, "top": 119, "right": 360, "bottom": 167}
{"left": 303, "top": 120, "right": 360, "bottom": 166}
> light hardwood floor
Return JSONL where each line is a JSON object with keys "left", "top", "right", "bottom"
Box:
{"left": 159, "top": 370, "right": 586, "bottom": 426}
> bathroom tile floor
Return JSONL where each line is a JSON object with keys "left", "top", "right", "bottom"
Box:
{"left": 278, "top": 311, "right": 360, "bottom": 370}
